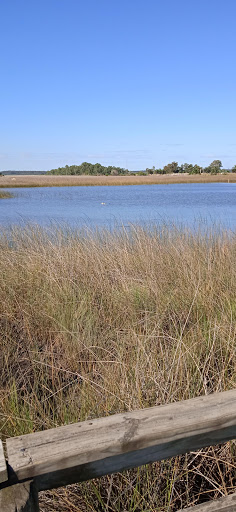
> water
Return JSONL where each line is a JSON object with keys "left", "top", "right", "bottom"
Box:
{"left": 0, "top": 183, "right": 236, "bottom": 231}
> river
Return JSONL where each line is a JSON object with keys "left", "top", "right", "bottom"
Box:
{"left": 0, "top": 183, "right": 235, "bottom": 231}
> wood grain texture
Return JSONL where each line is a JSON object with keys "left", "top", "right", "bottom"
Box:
{"left": 6, "top": 390, "right": 236, "bottom": 492}
{"left": 0, "top": 480, "right": 39, "bottom": 512}
{"left": 0, "top": 440, "right": 8, "bottom": 484}
{"left": 178, "top": 492, "right": 236, "bottom": 511}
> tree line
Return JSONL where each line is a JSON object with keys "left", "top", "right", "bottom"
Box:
{"left": 145, "top": 160, "right": 234, "bottom": 175}
{"left": 47, "top": 162, "right": 129, "bottom": 176}
{"left": 46, "top": 160, "right": 235, "bottom": 176}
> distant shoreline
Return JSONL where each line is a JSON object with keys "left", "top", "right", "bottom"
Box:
{"left": 1, "top": 173, "right": 236, "bottom": 188}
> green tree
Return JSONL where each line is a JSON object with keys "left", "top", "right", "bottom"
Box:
{"left": 189, "top": 164, "right": 202, "bottom": 174}
{"left": 146, "top": 166, "right": 155, "bottom": 174}
{"left": 163, "top": 162, "right": 179, "bottom": 174}
{"left": 179, "top": 163, "right": 193, "bottom": 173}
{"left": 209, "top": 160, "right": 222, "bottom": 170}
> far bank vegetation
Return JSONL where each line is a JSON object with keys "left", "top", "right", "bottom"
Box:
{"left": 0, "top": 172, "right": 236, "bottom": 188}
{"left": 47, "top": 159, "right": 232, "bottom": 176}
{"left": 1, "top": 159, "right": 236, "bottom": 188}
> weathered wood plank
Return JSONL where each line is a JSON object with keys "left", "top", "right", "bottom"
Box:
{"left": 6, "top": 389, "right": 236, "bottom": 492}
{"left": 0, "top": 440, "right": 8, "bottom": 484}
{"left": 0, "top": 480, "right": 39, "bottom": 512}
{"left": 178, "top": 492, "right": 236, "bottom": 511}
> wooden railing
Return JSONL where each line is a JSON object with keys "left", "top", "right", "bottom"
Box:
{"left": 0, "top": 389, "right": 236, "bottom": 511}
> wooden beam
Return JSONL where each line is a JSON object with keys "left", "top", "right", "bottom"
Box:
{"left": 0, "top": 441, "right": 7, "bottom": 484}
{"left": 178, "top": 492, "right": 236, "bottom": 511}
{"left": 6, "top": 389, "right": 236, "bottom": 492}
{"left": 0, "top": 480, "right": 39, "bottom": 512}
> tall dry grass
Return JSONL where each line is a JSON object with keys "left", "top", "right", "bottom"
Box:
{"left": 0, "top": 224, "right": 235, "bottom": 511}
{"left": 0, "top": 173, "right": 236, "bottom": 188}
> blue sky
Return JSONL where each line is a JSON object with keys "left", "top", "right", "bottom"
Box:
{"left": 1, "top": 0, "right": 236, "bottom": 171}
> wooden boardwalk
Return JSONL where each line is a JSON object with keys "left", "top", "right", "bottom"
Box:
{"left": 1, "top": 389, "right": 236, "bottom": 511}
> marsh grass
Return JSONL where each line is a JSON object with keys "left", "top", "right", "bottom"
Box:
{"left": 0, "top": 173, "right": 236, "bottom": 188}
{"left": 0, "top": 224, "right": 235, "bottom": 510}
{"left": 0, "top": 190, "right": 14, "bottom": 198}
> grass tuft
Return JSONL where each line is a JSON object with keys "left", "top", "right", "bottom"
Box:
{"left": 0, "top": 190, "right": 14, "bottom": 198}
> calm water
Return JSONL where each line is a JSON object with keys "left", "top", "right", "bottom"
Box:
{"left": 0, "top": 183, "right": 236, "bottom": 231}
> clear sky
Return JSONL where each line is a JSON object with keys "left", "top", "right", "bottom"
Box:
{"left": 1, "top": 0, "right": 236, "bottom": 171}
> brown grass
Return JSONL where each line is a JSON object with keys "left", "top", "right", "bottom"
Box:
{"left": 0, "top": 173, "right": 236, "bottom": 188}
{"left": 0, "top": 224, "right": 235, "bottom": 511}
{"left": 0, "top": 190, "right": 14, "bottom": 198}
